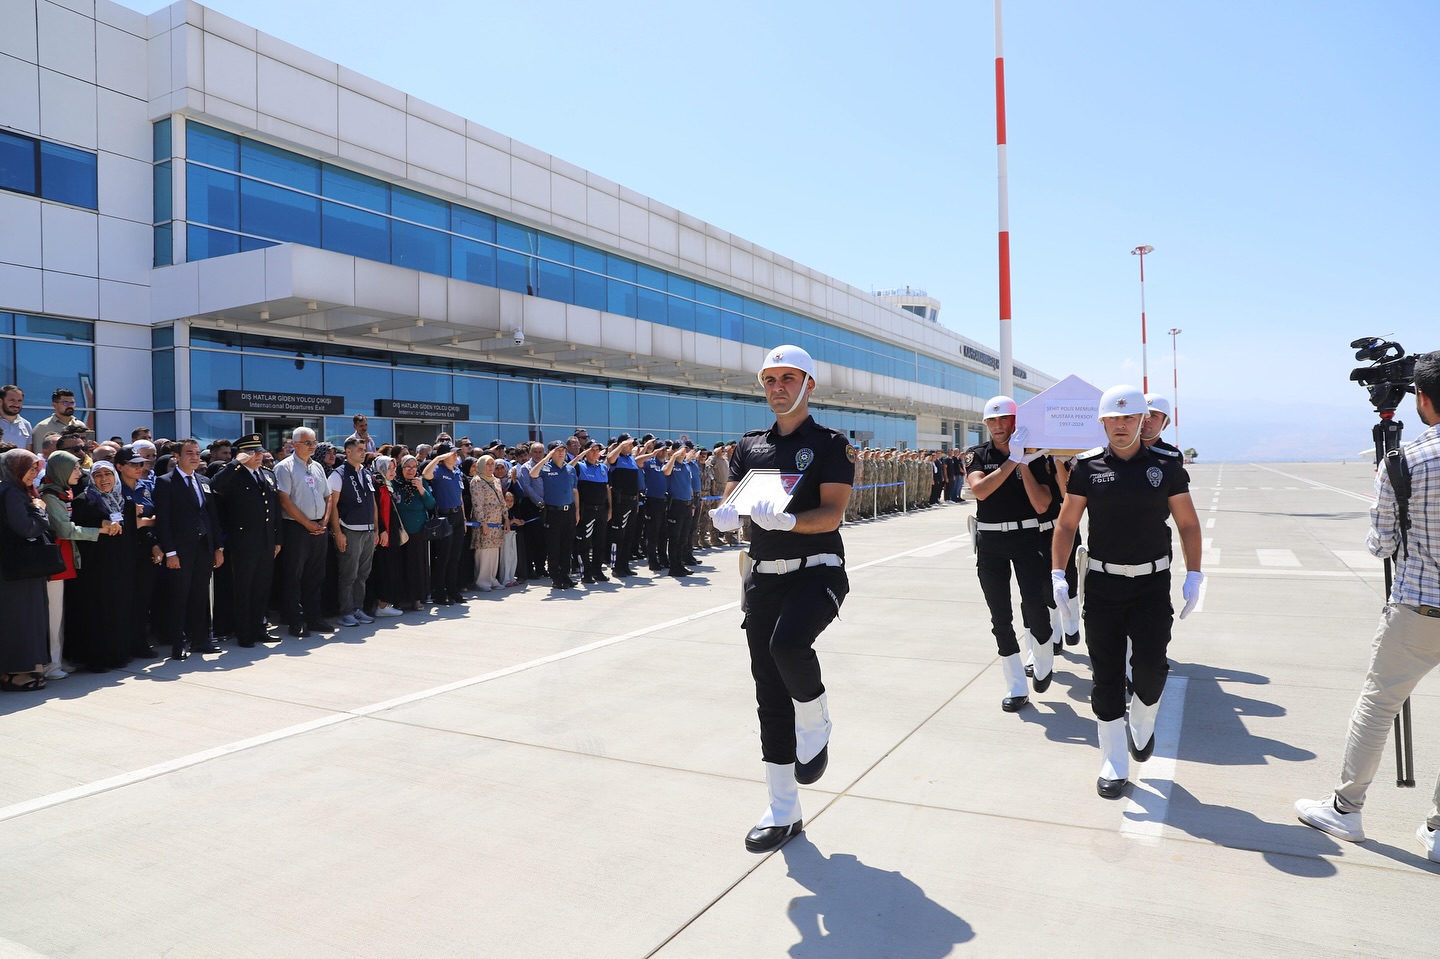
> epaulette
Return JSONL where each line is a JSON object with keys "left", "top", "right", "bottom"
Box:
{"left": 1149, "top": 445, "right": 1180, "bottom": 458}
{"left": 1076, "top": 447, "right": 1104, "bottom": 460}
{"left": 741, "top": 428, "right": 767, "bottom": 438}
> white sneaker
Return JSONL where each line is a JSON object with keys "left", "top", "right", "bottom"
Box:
{"left": 1295, "top": 797, "right": 1365, "bottom": 842}
{"left": 474, "top": 582, "right": 492, "bottom": 592}
{"left": 352, "top": 610, "right": 375, "bottom": 624}
{"left": 1418, "top": 824, "right": 1440, "bottom": 863}
{"left": 336, "top": 613, "right": 359, "bottom": 627}
{"left": 374, "top": 606, "right": 403, "bottom": 618}
{"left": 43, "top": 665, "right": 68, "bottom": 680}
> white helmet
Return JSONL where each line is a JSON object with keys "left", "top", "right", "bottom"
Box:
{"left": 757, "top": 344, "right": 816, "bottom": 386}
{"left": 1097, "top": 385, "right": 1146, "bottom": 418}
{"left": 1144, "top": 392, "right": 1172, "bottom": 424}
{"left": 982, "top": 395, "right": 1018, "bottom": 418}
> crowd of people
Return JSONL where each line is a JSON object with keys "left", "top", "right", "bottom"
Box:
{"left": 0, "top": 394, "right": 962, "bottom": 693}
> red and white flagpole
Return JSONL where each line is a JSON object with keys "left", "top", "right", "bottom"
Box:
{"left": 1132, "top": 244, "right": 1154, "bottom": 392}
{"left": 995, "top": 0, "right": 1014, "bottom": 398}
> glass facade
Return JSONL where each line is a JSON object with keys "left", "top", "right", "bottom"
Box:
{"left": 185, "top": 328, "right": 917, "bottom": 449}
{"left": 0, "top": 130, "right": 98, "bottom": 210}
{"left": 0, "top": 313, "right": 96, "bottom": 425}
{"left": 167, "top": 122, "right": 1032, "bottom": 402}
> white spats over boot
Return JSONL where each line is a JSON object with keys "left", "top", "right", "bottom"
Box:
{"left": 1021, "top": 629, "right": 1036, "bottom": 677}
{"left": 746, "top": 762, "right": 803, "bottom": 853}
{"left": 1000, "top": 654, "right": 1029, "bottom": 712}
{"left": 793, "top": 693, "right": 831, "bottom": 785}
{"left": 1128, "top": 694, "right": 1160, "bottom": 761}
{"left": 1031, "top": 630, "right": 1055, "bottom": 694}
{"left": 1096, "top": 718, "right": 1130, "bottom": 799}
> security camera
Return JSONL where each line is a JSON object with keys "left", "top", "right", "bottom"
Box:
{"left": 512, "top": 328, "right": 525, "bottom": 346}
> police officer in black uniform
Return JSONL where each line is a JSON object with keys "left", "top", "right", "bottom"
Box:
{"left": 1052, "top": 385, "right": 1204, "bottom": 798}
{"left": 210, "top": 434, "right": 283, "bottom": 647}
{"left": 605, "top": 435, "right": 641, "bottom": 577}
{"left": 1142, "top": 393, "right": 1181, "bottom": 455}
{"left": 964, "top": 395, "right": 1056, "bottom": 711}
{"left": 709, "top": 345, "right": 855, "bottom": 853}
{"left": 574, "top": 441, "right": 611, "bottom": 584}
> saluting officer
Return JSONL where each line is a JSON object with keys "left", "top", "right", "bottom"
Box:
{"left": 708, "top": 345, "right": 855, "bottom": 853}
{"left": 605, "top": 434, "right": 641, "bottom": 577}
{"left": 638, "top": 440, "right": 670, "bottom": 572}
{"left": 964, "top": 396, "right": 1056, "bottom": 711}
{"left": 574, "top": 441, "right": 611, "bottom": 584}
{"left": 209, "top": 434, "right": 282, "bottom": 648}
{"left": 529, "top": 441, "right": 579, "bottom": 589}
{"left": 1051, "top": 385, "right": 1203, "bottom": 798}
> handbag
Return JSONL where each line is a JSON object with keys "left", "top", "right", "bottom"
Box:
{"left": 419, "top": 516, "right": 452, "bottom": 541}
{"left": 0, "top": 494, "right": 67, "bottom": 581}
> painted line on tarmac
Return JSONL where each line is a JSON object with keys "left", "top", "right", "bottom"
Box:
{"left": 1120, "top": 676, "right": 1189, "bottom": 844}
{"left": 1249, "top": 464, "right": 1374, "bottom": 505}
{"left": 0, "top": 534, "right": 959, "bottom": 825}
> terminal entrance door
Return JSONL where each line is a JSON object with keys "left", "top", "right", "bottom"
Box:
{"left": 395, "top": 421, "right": 451, "bottom": 451}
{"left": 245, "top": 416, "right": 321, "bottom": 454}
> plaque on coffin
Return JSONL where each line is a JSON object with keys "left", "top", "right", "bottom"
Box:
{"left": 1015, "top": 374, "right": 1106, "bottom": 456}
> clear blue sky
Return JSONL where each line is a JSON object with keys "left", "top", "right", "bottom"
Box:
{"left": 141, "top": 0, "right": 1440, "bottom": 461}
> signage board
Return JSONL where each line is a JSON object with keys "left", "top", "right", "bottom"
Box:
{"left": 375, "top": 399, "right": 470, "bottom": 420}
{"left": 220, "top": 390, "right": 343, "bottom": 415}
{"left": 1015, "top": 374, "right": 1106, "bottom": 453}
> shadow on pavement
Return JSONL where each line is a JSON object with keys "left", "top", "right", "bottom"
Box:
{"left": 779, "top": 836, "right": 974, "bottom": 958}
{"left": 1175, "top": 663, "right": 1316, "bottom": 767}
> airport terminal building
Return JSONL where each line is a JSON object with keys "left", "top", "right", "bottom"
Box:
{"left": 2, "top": 0, "right": 1054, "bottom": 452}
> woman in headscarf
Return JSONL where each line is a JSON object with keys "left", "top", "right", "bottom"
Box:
{"left": 364, "top": 455, "right": 404, "bottom": 618}
{"left": 469, "top": 454, "right": 507, "bottom": 591}
{"left": 69, "top": 461, "right": 138, "bottom": 670}
{"left": 0, "top": 449, "right": 53, "bottom": 690}
{"left": 458, "top": 456, "right": 478, "bottom": 591}
{"left": 39, "top": 450, "right": 117, "bottom": 679}
{"left": 391, "top": 455, "right": 435, "bottom": 611}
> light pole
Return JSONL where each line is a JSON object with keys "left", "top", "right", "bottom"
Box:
{"left": 1168, "top": 327, "right": 1182, "bottom": 453}
{"left": 1131, "top": 245, "right": 1154, "bottom": 392}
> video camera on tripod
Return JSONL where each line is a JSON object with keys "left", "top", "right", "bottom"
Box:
{"left": 1350, "top": 335, "right": 1418, "bottom": 787}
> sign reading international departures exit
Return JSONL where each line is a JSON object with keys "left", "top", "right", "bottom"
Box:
{"left": 220, "top": 390, "right": 344, "bottom": 415}
{"left": 375, "top": 399, "right": 470, "bottom": 420}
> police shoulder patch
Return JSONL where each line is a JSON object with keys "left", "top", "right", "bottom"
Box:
{"left": 845, "top": 444, "right": 857, "bottom": 463}
{"left": 1076, "top": 446, "right": 1105, "bottom": 460}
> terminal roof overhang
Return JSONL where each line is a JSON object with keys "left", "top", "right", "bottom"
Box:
{"left": 152, "top": 243, "right": 1020, "bottom": 419}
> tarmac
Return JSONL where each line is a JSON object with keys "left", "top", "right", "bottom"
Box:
{"left": 2, "top": 462, "right": 1436, "bottom": 958}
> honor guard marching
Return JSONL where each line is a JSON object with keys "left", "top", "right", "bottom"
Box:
{"left": 708, "top": 345, "right": 855, "bottom": 853}
{"left": 1051, "top": 385, "right": 1203, "bottom": 798}
{"left": 1142, "top": 393, "right": 1181, "bottom": 455}
{"left": 964, "top": 396, "right": 1056, "bottom": 711}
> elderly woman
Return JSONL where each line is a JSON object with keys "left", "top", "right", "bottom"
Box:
{"left": 68, "top": 461, "right": 134, "bottom": 670}
{"left": 365, "top": 455, "right": 404, "bottom": 618}
{"left": 39, "top": 450, "right": 118, "bottom": 678}
{"left": 469, "top": 455, "right": 507, "bottom": 591}
{"left": 391, "top": 455, "right": 435, "bottom": 611}
{"left": 0, "top": 449, "right": 53, "bottom": 690}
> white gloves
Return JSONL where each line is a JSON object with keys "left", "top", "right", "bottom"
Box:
{"left": 709, "top": 502, "right": 742, "bottom": 532}
{"left": 1022, "top": 447, "right": 1050, "bottom": 466}
{"left": 1179, "top": 570, "right": 1205, "bottom": 619}
{"left": 1007, "top": 426, "right": 1031, "bottom": 464}
{"left": 750, "top": 499, "right": 796, "bottom": 532}
{"left": 1051, "top": 569, "right": 1079, "bottom": 635}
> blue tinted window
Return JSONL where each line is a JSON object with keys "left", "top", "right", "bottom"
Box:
{"left": 452, "top": 375, "right": 499, "bottom": 420}
{"left": 722, "top": 401, "right": 748, "bottom": 437}
{"left": 536, "top": 260, "right": 573, "bottom": 303}
{"left": 0, "top": 338, "right": 13, "bottom": 385}
{"left": 452, "top": 206, "right": 496, "bottom": 242}
{"left": 190, "top": 411, "right": 243, "bottom": 444}
{"left": 667, "top": 275, "right": 695, "bottom": 300}
{"left": 187, "top": 165, "right": 239, "bottom": 230}
{"left": 537, "top": 234, "right": 572, "bottom": 264}
{"left": 392, "top": 187, "right": 448, "bottom": 229}
{"left": 14, "top": 315, "right": 92, "bottom": 341}
{"left": 669, "top": 396, "right": 696, "bottom": 431}
{"left": 721, "top": 311, "right": 743, "bottom": 341}
{"left": 324, "top": 361, "right": 390, "bottom": 415}
{"left": 606, "top": 255, "right": 636, "bottom": 281}
{"left": 391, "top": 222, "right": 448, "bottom": 274}
{"left": 574, "top": 388, "right": 608, "bottom": 428}
{"left": 38, "top": 141, "right": 97, "bottom": 208}
{"left": 243, "top": 352, "right": 322, "bottom": 394}
{"left": 187, "top": 124, "right": 240, "bottom": 169}
{"left": 151, "top": 325, "right": 174, "bottom": 348}
{"left": 608, "top": 389, "right": 637, "bottom": 428}
{"left": 636, "top": 265, "right": 666, "bottom": 292}
{"left": 538, "top": 384, "right": 574, "bottom": 425}
{"left": 497, "top": 220, "right": 535, "bottom": 253}
{"left": 574, "top": 246, "right": 605, "bottom": 276}
{"left": 241, "top": 140, "right": 319, "bottom": 192}
{"left": 637, "top": 286, "right": 666, "bottom": 324}
{"left": 151, "top": 348, "right": 175, "bottom": 409}
{"left": 0, "top": 131, "right": 37, "bottom": 194}
{"left": 694, "top": 303, "right": 719, "bottom": 337}
{"left": 153, "top": 224, "right": 173, "bottom": 267}
{"left": 696, "top": 400, "right": 722, "bottom": 433}
{"left": 498, "top": 378, "right": 534, "bottom": 424}
{"left": 187, "top": 224, "right": 239, "bottom": 260}
{"left": 240, "top": 179, "right": 319, "bottom": 245}
{"left": 668, "top": 296, "right": 695, "bottom": 331}
{"left": 638, "top": 393, "right": 667, "bottom": 432}
{"left": 322, "top": 201, "right": 389, "bottom": 261}
{"left": 695, "top": 283, "right": 720, "bottom": 306}
{"left": 607, "top": 278, "right": 636, "bottom": 316}
{"left": 153, "top": 161, "right": 172, "bottom": 223}
{"left": 496, "top": 249, "right": 532, "bottom": 294}
{"left": 15, "top": 341, "right": 93, "bottom": 399}
{"left": 322, "top": 164, "right": 388, "bottom": 213}
{"left": 190, "top": 348, "right": 241, "bottom": 408}
{"left": 573, "top": 247, "right": 606, "bottom": 309}
{"left": 453, "top": 237, "right": 497, "bottom": 286}
{"left": 240, "top": 235, "right": 278, "bottom": 253}
{"left": 394, "top": 368, "right": 451, "bottom": 403}
{"left": 153, "top": 118, "right": 172, "bottom": 162}
{"left": 152, "top": 412, "right": 177, "bottom": 440}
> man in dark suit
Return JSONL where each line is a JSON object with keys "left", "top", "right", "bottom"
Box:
{"left": 210, "top": 434, "right": 282, "bottom": 648}
{"left": 153, "top": 438, "right": 224, "bottom": 660}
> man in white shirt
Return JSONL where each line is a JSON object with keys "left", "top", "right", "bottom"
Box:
{"left": 0, "top": 385, "right": 32, "bottom": 449}
{"left": 30, "top": 388, "right": 87, "bottom": 453}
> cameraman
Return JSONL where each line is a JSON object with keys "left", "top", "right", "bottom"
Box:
{"left": 1296, "top": 350, "right": 1440, "bottom": 861}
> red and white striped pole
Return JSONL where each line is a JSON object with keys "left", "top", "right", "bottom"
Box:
{"left": 995, "top": 1, "right": 1014, "bottom": 397}
{"left": 1131, "top": 244, "right": 1154, "bottom": 392}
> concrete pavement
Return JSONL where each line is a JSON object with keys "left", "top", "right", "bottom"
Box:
{"left": 2, "top": 462, "right": 1436, "bottom": 958}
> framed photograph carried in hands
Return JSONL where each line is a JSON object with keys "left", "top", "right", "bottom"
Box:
{"left": 721, "top": 469, "right": 801, "bottom": 516}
